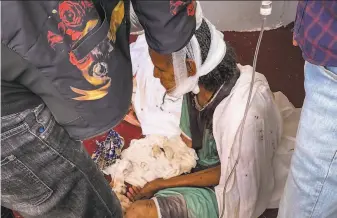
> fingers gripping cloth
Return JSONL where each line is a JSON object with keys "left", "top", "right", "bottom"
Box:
{"left": 168, "top": 18, "right": 227, "bottom": 98}
{"left": 104, "top": 135, "right": 198, "bottom": 214}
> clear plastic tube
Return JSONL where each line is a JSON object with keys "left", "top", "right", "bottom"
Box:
{"left": 219, "top": 16, "right": 267, "bottom": 218}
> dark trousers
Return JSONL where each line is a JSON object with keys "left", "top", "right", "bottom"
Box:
{"left": 1, "top": 104, "right": 122, "bottom": 218}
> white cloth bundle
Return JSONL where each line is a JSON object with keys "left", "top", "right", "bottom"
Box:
{"left": 104, "top": 135, "right": 198, "bottom": 188}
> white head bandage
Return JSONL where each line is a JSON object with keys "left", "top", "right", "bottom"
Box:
{"left": 168, "top": 18, "right": 227, "bottom": 98}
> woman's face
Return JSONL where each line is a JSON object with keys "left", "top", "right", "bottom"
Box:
{"left": 149, "top": 49, "right": 196, "bottom": 93}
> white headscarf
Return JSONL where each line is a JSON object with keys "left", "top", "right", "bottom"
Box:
{"left": 169, "top": 16, "right": 227, "bottom": 98}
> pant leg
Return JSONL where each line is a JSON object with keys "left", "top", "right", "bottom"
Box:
{"left": 278, "top": 62, "right": 337, "bottom": 218}
{"left": 153, "top": 187, "right": 218, "bottom": 218}
{"left": 1, "top": 104, "right": 122, "bottom": 218}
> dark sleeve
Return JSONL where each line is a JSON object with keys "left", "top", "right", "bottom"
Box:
{"left": 1, "top": 43, "right": 30, "bottom": 82}
{"left": 131, "top": 0, "right": 196, "bottom": 54}
{"left": 1, "top": 44, "right": 43, "bottom": 116}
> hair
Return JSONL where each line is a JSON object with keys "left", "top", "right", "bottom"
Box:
{"left": 195, "top": 19, "right": 240, "bottom": 92}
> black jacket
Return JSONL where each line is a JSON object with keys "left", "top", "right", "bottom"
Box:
{"left": 1, "top": 0, "right": 196, "bottom": 140}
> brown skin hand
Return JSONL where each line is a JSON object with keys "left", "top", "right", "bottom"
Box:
{"left": 125, "top": 165, "right": 221, "bottom": 218}
{"left": 127, "top": 164, "right": 221, "bottom": 202}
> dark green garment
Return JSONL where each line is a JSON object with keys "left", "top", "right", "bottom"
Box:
{"left": 180, "top": 96, "right": 220, "bottom": 167}
{"left": 154, "top": 96, "right": 219, "bottom": 218}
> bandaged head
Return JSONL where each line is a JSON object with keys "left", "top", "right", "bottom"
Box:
{"left": 167, "top": 19, "right": 227, "bottom": 98}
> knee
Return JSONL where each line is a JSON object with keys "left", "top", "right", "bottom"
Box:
{"left": 125, "top": 200, "right": 157, "bottom": 218}
{"left": 125, "top": 201, "right": 147, "bottom": 218}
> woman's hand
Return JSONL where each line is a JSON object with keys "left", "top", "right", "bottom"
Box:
{"left": 126, "top": 179, "right": 163, "bottom": 202}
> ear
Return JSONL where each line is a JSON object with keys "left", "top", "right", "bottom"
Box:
{"left": 186, "top": 58, "right": 197, "bottom": 77}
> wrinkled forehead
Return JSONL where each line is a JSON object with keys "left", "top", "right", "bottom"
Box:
{"left": 149, "top": 49, "right": 173, "bottom": 69}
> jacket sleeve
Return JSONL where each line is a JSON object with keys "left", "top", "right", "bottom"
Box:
{"left": 131, "top": 0, "right": 196, "bottom": 54}
{"left": 1, "top": 44, "right": 30, "bottom": 82}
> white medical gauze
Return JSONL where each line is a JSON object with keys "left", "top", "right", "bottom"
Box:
{"left": 197, "top": 18, "right": 227, "bottom": 77}
{"left": 167, "top": 19, "right": 227, "bottom": 98}
{"left": 195, "top": 1, "right": 203, "bottom": 30}
{"left": 164, "top": 1, "right": 204, "bottom": 98}
{"left": 168, "top": 45, "right": 200, "bottom": 98}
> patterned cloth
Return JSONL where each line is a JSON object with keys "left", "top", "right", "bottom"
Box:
{"left": 294, "top": 0, "right": 337, "bottom": 66}
{"left": 91, "top": 130, "right": 124, "bottom": 171}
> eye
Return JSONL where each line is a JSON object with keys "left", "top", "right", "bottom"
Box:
{"left": 155, "top": 66, "right": 165, "bottom": 73}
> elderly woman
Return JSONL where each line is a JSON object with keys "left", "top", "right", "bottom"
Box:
{"left": 123, "top": 16, "right": 289, "bottom": 218}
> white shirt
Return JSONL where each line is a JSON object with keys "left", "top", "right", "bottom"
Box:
{"left": 130, "top": 35, "right": 183, "bottom": 137}
{"left": 213, "top": 64, "right": 297, "bottom": 218}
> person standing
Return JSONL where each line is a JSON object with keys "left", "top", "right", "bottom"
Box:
{"left": 278, "top": 1, "right": 337, "bottom": 217}
{"left": 1, "top": 0, "right": 197, "bottom": 217}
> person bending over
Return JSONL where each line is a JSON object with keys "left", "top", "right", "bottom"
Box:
{"left": 125, "top": 19, "right": 283, "bottom": 218}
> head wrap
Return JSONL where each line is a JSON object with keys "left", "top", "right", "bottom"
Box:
{"left": 168, "top": 17, "right": 227, "bottom": 98}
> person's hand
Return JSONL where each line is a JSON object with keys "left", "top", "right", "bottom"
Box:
{"left": 126, "top": 179, "right": 163, "bottom": 202}
{"left": 293, "top": 38, "right": 298, "bottom": 46}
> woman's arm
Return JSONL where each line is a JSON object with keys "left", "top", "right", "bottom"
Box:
{"left": 129, "top": 134, "right": 219, "bottom": 201}
{"left": 155, "top": 165, "right": 221, "bottom": 190}
{"left": 128, "top": 165, "right": 221, "bottom": 201}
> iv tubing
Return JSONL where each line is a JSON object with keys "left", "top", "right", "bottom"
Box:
{"left": 220, "top": 16, "right": 267, "bottom": 218}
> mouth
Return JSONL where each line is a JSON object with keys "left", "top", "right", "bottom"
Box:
{"left": 159, "top": 80, "right": 176, "bottom": 93}
{"left": 165, "top": 86, "right": 176, "bottom": 94}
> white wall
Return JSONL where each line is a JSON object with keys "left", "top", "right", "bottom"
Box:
{"left": 200, "top": 1, "right": 298, "bottom": 31}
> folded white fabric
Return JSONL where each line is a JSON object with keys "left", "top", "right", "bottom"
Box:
{"left": 268, "top": 91, "right": 301, "bottom": 208}
{"left": 104, "top": 135, "right": 198, "bottom": 189}
{"left": 130, "top": 35, "right": 183, "bottom": 137}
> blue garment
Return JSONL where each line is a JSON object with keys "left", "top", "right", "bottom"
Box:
{"left": 294, "top": 1, "right": 337, "bottom": 66}
{"left": 1, "top": 104, "right": 122, "bottom": 217}
{"left": 278, "top": 62, "right": 337, "bottom": 218}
